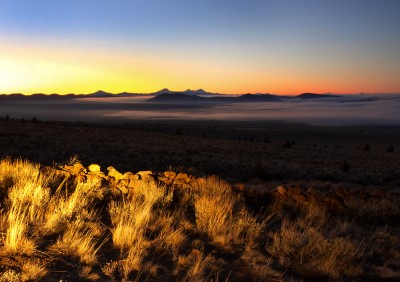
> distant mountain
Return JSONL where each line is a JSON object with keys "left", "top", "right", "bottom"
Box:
{"left": 87, "top": 90, "right": 113, "bottom": 97}
{"left": 149, "top": 93, "right": 206, "bottom": 102}
{"left": 183, "top": 89, "right": 208, "bottom": 95}
{"left": 153, "top": 88, "right": 174, "bottom": 95}
{"left": 296, "top": 93, "right": 340, "bottom": 99}
{"left": 152, "top": 88, "right": 218, "bottom": 96}
{"left": 237, "top": 94, "right": 282, "bottom": 102}
{"left": 0, "top": 93, "right": 76, "bottom": 101}
{"left": 149, "top": 92, "right": 285, "bottom": 103}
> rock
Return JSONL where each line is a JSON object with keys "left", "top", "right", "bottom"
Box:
{"left": 127, "top": 179, "right": 143, "bottom": 189}
{"left": 108, "top": 187, "right": 122, "bottom": 199}
{"left": 54, "top": 169, "right": 70, "bottom": 179}
{"left": 176, "top": 172, "right": 189, "bottom": 179}
{"left": 235, "top": 183, "right": 246, "bottom": 191}
{"left": 116, "top": 181, "right": 129, "bottom": 194}
{"left": 173, "top": 178, "right": 187, "bottom": 186}
{"left": 62, "top": 162, "right": 86, "bottom": 176}
{"left": 158, "top": 176, "right": 173, "bottom": 185}
{"left": 278, "top": 192, "right": 289, "bottom": 200}
{"left": 164, "top": 171, "right": 177, "bottom": 179}
{"left": 292, "top": 193, "right": 307, "bottom": 204}
{"left": 41, "top": 166, "right": 54, "bottom": 176}
{"left": 86, "top": 173, "right": 105, "bottom": 184}
{"left": 183, "top": 177, "right": 192, "bottom": 184}
{"left": 137, "top": 171, "right": 153, "bottom": 177}
{"left": 334, "top": 189, "right": 346, "bottom": 199}
{"left": 287, "top": 186, "right": 302, "bottom": 196}
{"left": 324, "top": 195, "right": 344, "bottom": 208}
{"left": 119, "top": 179, "right": 130, "bottom": 187}
{"left": 107, "top": 166, "right": 123, "bottom": 181}
{"left": 76, "top": 174, "right": 86, "bottom": 183}
{"left": 140, "top": 174, "right": 155, "bottom": 182}
{"left": 108, "top": 176, "right": 118, "bottom": 187}
{"left": 370, "top": 189, "right": 385, "bottom": 197}
{"left": 88, "top": 171, "right": 107, "bottom": 179}
{"left": 276, "top": 185, "right": 287, "bottom": 195}
{"left": 88, "top": 164, "right": 101, "bottom": 173}
{"left": 123, "top": 172, "right": 139, "bottom": 180}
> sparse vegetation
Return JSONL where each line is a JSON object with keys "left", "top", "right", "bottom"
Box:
{"left": 0, "top": 157, "right": 399, "bottom": 280}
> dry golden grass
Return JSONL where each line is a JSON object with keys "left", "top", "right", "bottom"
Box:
{"left": 0, "top": 159, "right": 49, "bottom": 254}
{"left": 0, "top": 269, "right": 20, "bottom": 282}
{"left": 193, "top": 176, "right": 263, "bottom": 248}
{"left": 0, "top": 157, "right": 398, "bottom": 281}
{"left": 3, "top": 205, "right": 36, "bottom": 255}
{"left": 49, "top": 218, "right": 102, "bottom": 264}
{"left": 267, "top": 217, "right": 363, "bottom": 278}
{"left": 21, "top": 261, "right": 48, "bottom": 281}
{"left": 177, "top": 249, "right": 216, "bottom": 282}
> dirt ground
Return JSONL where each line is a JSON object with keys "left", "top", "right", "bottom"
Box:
{"left": 1, "top": 118, "right": 399, "bottom": 191}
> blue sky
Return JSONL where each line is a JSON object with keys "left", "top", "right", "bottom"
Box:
{"left": 1, "top": 0, "right": 399, "bottom": 94}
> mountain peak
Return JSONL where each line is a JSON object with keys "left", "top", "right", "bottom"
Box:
{"left": 88, "top": 90, "right": 112, "bottom": 97}
{"left": 154, "top": 88, "right": 172, "bottom": 94}
{"left": 183, "top": 89, "right": 208, "bottom": 95}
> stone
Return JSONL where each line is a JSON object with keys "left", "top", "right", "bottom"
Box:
{"left": 164, "top": 171, "right": 177, "bottom": 179}
{"left": 119, "top": 179, "right": 130, "bottom": 187}
{"left": 176, "top": 172, "right": 189, "bottom": 179}
{"left": 276, "top": 185, "right": 287, "bottom": 195}
{"left": 62, "top": 162, "right": 86, "bottom": 176}
{"left": 137, "top": 171, "right": 153, "bottom": 177}
{"left": 107, "top": 166, "right": 123, "bottom": 181}
{"left": 324, "top": 195, "right": 344, "bottom": 208}
{"left": 140, "top": 174, "right": 155, "bottom": 182}
{"left": 287, "top": 186, "right": 302, "bottom": 196}
{"left": 127, "top": 179, "right": 143, "bottom": 189}
{"left": 116, "top": 181, "right": 129, "bottom": 194}
{"left": 235, "top": 183, "right": 246, "bottom": 191}
{"left": 158, "top": 176, "right": 172, "bottom": 185}
{"left": 173, "top": 178, "right": 187, "bottom": 186}
{"left": 292, "top": 193, "right": 307, "bottom": 204}
{"left": 183, "top": 177, "right": 192, "bottom": 184}
{"left": 76, "top": 174, "right": 86, "bottom": 183}
{"left": 54, "top": 169, "right": 70, "bottom": 179}
{"left": 123, "top": 172, "right": 139, "bottom": 180}
{"left": 108, "top": 176, "right": 118, "bottom": 187}
{"left": 334, "top": 190, "right": 346, "bottom": 199}
{"left": 88, "top": 164, "right": 101, "bottom": 173}
{"left": 89, "top": 171, "right": 107, "bottom": 179}
{"left": 370, "top": 189, "right": 385, "bottom": 197}
{"left": 86, "top": 173, "right": 104, "bottom": 184}
{"left": 108, "top": 187, "right": 122, "bottom": 199}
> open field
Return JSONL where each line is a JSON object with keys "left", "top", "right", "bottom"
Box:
{"left": 0, "top": 117, "right": 399, "bottom": 280}
{"left": 1, "top": 117, "right": 399, "bottom": 188}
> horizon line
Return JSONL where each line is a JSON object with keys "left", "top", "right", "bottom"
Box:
{"left": 1, "top": 88, "right": 400, "bottom": 96}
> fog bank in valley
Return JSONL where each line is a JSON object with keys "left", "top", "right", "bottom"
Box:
{"left": 1, "top": 94, "right": 399, "bottom": 126}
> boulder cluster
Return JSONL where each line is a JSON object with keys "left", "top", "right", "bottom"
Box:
{"left": 56, "top": 162, "right": 198, "bottom": 198}
{"left": 53, "top": 162, "right": 390, "bottom": 212}
{"left": 273, "top": 184, "right": 387, "bottom": 210}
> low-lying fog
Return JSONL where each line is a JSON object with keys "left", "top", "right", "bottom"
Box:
{"left": 1, "top": 94, "right": 399, "bottom": 126}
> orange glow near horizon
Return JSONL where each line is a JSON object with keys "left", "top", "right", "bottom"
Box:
{"left": 0, "top": 39, "right": 399, "bottom": 95}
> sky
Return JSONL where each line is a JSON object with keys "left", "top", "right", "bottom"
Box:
{"left": 0, "top": 0, "right": 400, "bottom": 95}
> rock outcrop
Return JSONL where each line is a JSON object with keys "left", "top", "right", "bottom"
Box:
{"left": 57, "top": 161, "right": 390, "bottom": 212}
{"left": 57, "top": 162, "right": 198, "bottom": 199}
